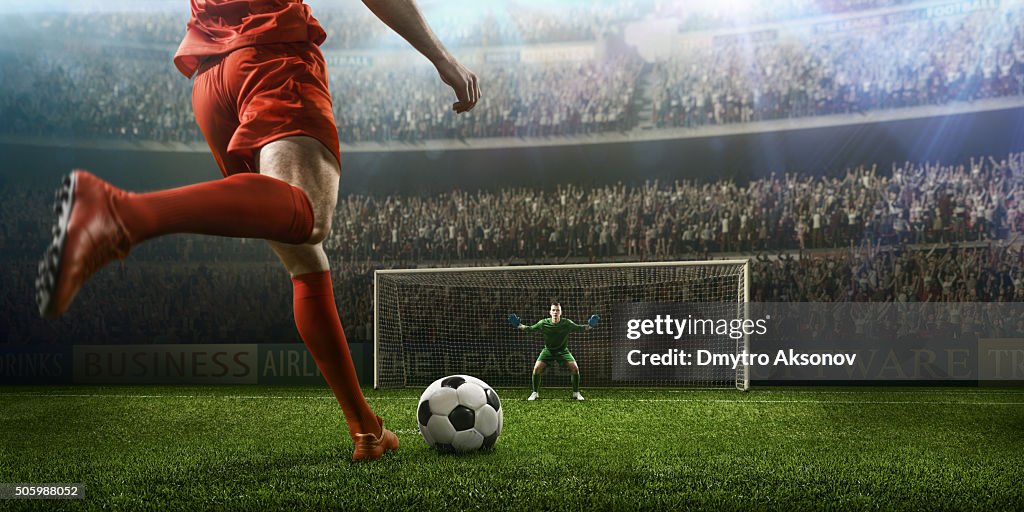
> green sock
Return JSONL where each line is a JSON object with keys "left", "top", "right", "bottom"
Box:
{"left": 532, "top": 373, "right": 541, "bottom": 393}
{"left": 571, "top": 373, "right": 580, "bottom": 393}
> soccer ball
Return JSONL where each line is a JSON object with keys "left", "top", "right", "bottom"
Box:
{"left": 417, "top": 375, "right": 502, "bottom": 453}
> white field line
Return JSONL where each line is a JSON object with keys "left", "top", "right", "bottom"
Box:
{"left": 0, "top": 393, "right": 342, "bottom": 400}
{"left": 0, "top": 393, "right": 1021, "bottom": 405}
{"left": 637, "top": 389, "right": 1024, "bottom": 395}
{"left": 585, "top": 398, "right": 1024, "bottom": 405}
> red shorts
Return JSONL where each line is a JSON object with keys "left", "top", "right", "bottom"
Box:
{"left": 191, "top": 42, "right": 340, "bottom": 176}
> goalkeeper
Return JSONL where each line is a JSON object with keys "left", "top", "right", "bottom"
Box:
{"left": 508, "top": 302, "right": 598, "bottom": 401}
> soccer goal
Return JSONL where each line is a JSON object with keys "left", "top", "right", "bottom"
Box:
{"left": 374, "top": 260, "right": 750, "bottom": 390}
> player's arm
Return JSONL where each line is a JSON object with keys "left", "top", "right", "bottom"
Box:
{"left": 570, "top": 320, "right": 589, "bottom": 332}
{"left": 508, "top": 314, "right": 542, "bottom": 332}
{"left": 521, "top": 320, "right": 545, "bottom": 332}
{"left": 360, "top": 0, "right": 480, "bottom": 113}
{"left": 572, "top": 315, "right": 601, "bottom": 332}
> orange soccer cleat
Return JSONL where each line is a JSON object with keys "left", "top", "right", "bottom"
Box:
{"left": 36, "top": 170, "right": 132, "bottom": 320}
{"left": 351, "top": 417, "right": 399, "bottom": 462}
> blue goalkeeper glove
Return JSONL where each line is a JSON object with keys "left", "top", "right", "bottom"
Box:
{"left": 507, "top": 313, "right": 521, "bottom": 328}
{"left": 588, "top": 314, "right": 600, "bottom": 328}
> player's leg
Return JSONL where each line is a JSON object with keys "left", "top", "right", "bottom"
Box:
{"left": 234, "top": 45, "right": 399, "bottom": 460}
{"left": 529, "top": 358, "right": 548, "bottom": 400}
{"left": 267, "top": 238, "right": 396, "bottom": 461}
{"left": 259, "top": 137, "right": 363, "bottom": 426}
{"left": 566, "top": 357, "right": 584, "bottom": 400}
{"left": 258, "top": 136, "right": 338, "bottom": 245}
{"left": 258, "top": 136, "right": 396, "bottom": 462}
{"left": 35, "top": 168, "right": 317, "bottom": 319}
{"left": 35, "top": 52, "right": 324, "bottom": 319}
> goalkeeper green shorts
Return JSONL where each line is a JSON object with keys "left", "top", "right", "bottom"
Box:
{"left": 537, "top": 347, "right": 575, "bottom": 366}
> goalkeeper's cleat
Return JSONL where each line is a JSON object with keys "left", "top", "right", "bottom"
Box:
{"left": 572, "top": 392, "right": 585, "bottom": 401}
{"left": 527, "top": 392, "right": 539, "bottom": 401}
{"left": 37, "top": 170, "right": 132, "bottom": 319}
{"left": 351, "top": 417, "right": 399, "bottom": 462}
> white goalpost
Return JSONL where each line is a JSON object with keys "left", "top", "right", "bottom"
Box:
{"left": 374, "top": 260, "right": 750, "bottom": 390}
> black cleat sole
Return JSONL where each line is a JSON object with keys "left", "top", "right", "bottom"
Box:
{"left": 36, "top": 172, "right": 77, "bottom": 319}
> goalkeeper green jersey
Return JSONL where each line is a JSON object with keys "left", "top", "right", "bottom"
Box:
{"left": 524, "top": 318, "right": 587, "bottom": 351}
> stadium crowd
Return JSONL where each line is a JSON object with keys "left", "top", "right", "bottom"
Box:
{"left": 4, "top": 3, "right": 1024, "bottom": 143}
{"left": 650, "top": 7, "right": 1024, "bottom": 127}
{"left": 5, "top": 153, "right": 1024, "bottom": 344}
{"left": 319, "top": 154, "right": 1024, "bottom": 263}
{"left": 0, "top": 51, "right": 200, "bottom": 143}
{"left": 19, "top": 2, "right": 625, "bottom": 50}
{"left": 330, "top": 55, "right": 641, "bottom": 141}
{"left": 662, "top": 0, "right": 922, "bottom": 33}
{"left": 16, "top": 0, "right": 920, "bottom": 50}
{"left": 0, "top": 50, "right": 641, "bottom": 143}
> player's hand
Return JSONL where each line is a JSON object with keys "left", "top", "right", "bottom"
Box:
{"left": 434, "top": 56, "right": 480, "bottom": 114}
{"left": 588, "top": 315, "right": 600, "bottom": 328}
{"left": 507, "top": 313, "right": 521, "bottom": 328}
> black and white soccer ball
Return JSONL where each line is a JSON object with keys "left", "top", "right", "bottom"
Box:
{"left": 417, "top": 375, "right": 502, "bottom": 453}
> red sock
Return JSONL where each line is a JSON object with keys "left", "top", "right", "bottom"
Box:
{"left": 113, "top": 173, "right": 314, "bottom": 245}
{"left": 292, "top": 271, "right": 379, "bottom": 439}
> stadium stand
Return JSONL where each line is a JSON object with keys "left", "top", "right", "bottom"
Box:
{"left": 3, "top": 1, "right": 1022, "bottom": 143}
{"left": 4, "top": 153, "right": 1024, "bottom": 344}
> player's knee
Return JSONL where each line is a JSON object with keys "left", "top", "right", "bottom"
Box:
{"left": 281, "top": 174, "right": 337, "bottom": 246}
{"left": 302, "top": 196, "right": 335, "bottom": 244}
{"left": 306, "top": 214, "right": 332, "bottom": 245}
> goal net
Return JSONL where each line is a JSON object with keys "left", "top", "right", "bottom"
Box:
{"left": 374, "top": 260, "right": 750, "bottom": 390}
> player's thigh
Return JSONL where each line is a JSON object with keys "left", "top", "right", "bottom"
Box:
{"left": 267, "top": 240, "right": 329, "bottom": 276}
{"left": 554, "top": 350, "right": 576, "bottom": 366}
{"left": 258, "top": 136, "right": 340, "bottom": 242}
{"left": 220, "top": 42, "right": 340, "bottom": 241}
{"left": 566, "top": 360, "right": 579, "bottom": 373}
{"left": 532, "top": 360, "right": 547, "bottom": 374}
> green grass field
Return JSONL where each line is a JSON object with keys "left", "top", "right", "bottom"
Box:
{"left": 1, "top": 385, "right": 1022, "bottom": 511}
